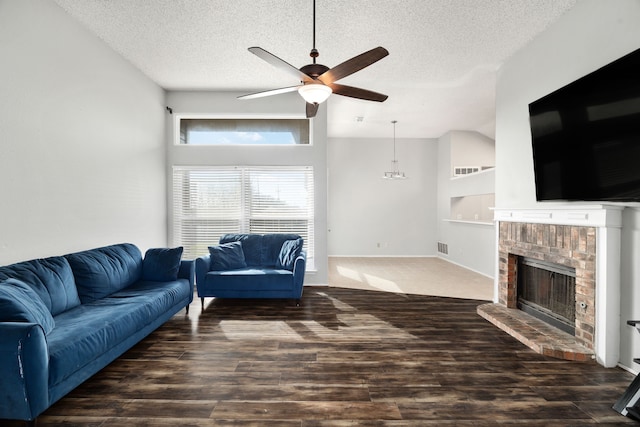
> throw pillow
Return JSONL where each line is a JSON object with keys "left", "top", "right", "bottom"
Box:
{"left": 209, "top": 242, "right": 247, "bottom": 271}
{"left": 0, "top": 278, "right": 55, "bottom": 334}
{"left": 276, "top": 238, "right": 303, "bottom": 270}
{"left": 142, "top": 247, "right": 184, "bottom": 281}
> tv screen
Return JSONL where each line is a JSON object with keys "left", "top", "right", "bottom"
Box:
{"left": 529, "top": 47, "right": 640, "bottom": 202}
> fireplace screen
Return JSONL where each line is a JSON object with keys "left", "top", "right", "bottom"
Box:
{"left": 517, "top": 257, "right": 576, "bottom": 335}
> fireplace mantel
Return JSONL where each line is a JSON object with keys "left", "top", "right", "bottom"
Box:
{"left": 492, "top": 204, "right": 623, "bottom": 367}
{"left": 493, "top": 204, "right": 623, "bottom": 228}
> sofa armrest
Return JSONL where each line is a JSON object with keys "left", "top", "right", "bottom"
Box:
{"left": 195, "top": 254, "right": 211, "bottom": 288}
{"left": 0, "top": 322, "right": 49, "bottom": 422}
{"left": 178, "top": 260, "right": 195, "bottom": 303}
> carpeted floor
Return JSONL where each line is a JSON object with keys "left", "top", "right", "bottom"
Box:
{"left": 328, "top": 256, "right": 494, "bottom": 301}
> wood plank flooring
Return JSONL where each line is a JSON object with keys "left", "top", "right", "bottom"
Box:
{"left": 5, "top": 287, "right": 638, "bottom": 426}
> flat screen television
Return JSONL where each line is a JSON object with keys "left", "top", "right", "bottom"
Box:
{"left": 529, "top": 47, "right": 640, "bottom": 202}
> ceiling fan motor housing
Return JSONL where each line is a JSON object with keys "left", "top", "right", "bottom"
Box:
{"left": 300, "top": 63, "right": 330, "bottom": 80}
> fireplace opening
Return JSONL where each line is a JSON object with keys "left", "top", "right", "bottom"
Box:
{"left": 517, "top": 257, "right": 576, "bottom": 335}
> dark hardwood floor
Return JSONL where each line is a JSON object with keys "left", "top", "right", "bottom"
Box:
{"left": 6, "top": 287, "right": 639, "bottom": 426}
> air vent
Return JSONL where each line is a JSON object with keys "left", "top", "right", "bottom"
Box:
{"left": 453, "top": 166, "right": 480, "bottom": 177}
{"left": 437, "top": 242, "right": 448, "bottom": 255}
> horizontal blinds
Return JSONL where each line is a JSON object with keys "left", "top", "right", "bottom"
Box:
{"left": 173, "top": 166, "right": 314, "bottom": 266}
{"left": 245, "top": 168, "right": 314, "bottom": 265}
{"left": 173, "top": 167, "right": 243, "bottom": 259}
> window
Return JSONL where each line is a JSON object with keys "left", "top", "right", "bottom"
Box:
{"left": 179, "top": 118, "right": 310, "bottom": 145}
{"left": 172, "top": 166, "right": 314, "bottom": 267}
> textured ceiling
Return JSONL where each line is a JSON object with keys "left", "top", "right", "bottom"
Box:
{"left": 52, "top": 0, "right": 577, "bottom": 139}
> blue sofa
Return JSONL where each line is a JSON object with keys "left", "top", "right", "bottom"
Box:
{"left": 0, "top": 243, "right": 194, "bottom": 425}
{"left": 195, "top": 233, "right": 306, "bottom": 305}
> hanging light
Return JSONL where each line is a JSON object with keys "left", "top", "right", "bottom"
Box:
{"left": 383, "top": 120, "right": 407, "bottom": 180}
{"left": 298, "top": 82, "right": 332, "bottom": 104}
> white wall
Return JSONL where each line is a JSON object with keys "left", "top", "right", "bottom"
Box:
{"left": 0, "top": 0, "right": 167, "bottom": 264}
{"left": 437, "top": 131, "right": 495, "bottom": 278}
{"left": 165, "top": 91, "right": 329, "bottom": 285}
{"left": 495, "top": 0, "right": 640, "bottom": 369}
{"left": 450, "top": 132, "right": 495, "bottom": 172}
{"left": 327, "top": 136, "right": 438, "bottom": 256}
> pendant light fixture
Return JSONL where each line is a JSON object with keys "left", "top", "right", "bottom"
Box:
{"left": 383, "top": 120, "right": 407, "bottom": 180}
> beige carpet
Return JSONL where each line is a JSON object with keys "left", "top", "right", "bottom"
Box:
{"left": 328, "top": 256, "right": 494, "bottom": 301}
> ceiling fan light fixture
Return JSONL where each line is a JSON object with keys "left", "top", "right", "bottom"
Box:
{"left": 298, "top": 82, "right": 332, "bottom": 104}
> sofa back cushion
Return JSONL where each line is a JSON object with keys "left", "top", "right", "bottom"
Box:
{"left": 0, "top": 278, "right": 56, "bottom": 334}
{"left": 0, "top": 256, "right": 80, "bottom": 316}
{"left": 66, "top": 243, "right": 142, "bottom": 303}
{"left": 219, "top": 234, "right": 302, "bottom": 267}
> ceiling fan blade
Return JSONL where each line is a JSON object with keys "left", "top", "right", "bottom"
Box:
{"left": 238, "top": 85, "right": 301, "bottom": 100}
{"left": 306, "top": 102, "right": 319, "bottom": 118}
{"left": 248, "top": 47, "right": 313, "bottom": 83}
{"left": 329, "top": 83, "right": 388, "bottom": 102}
{"left": 318, "top": 46, "right": 389, "bottom": 85}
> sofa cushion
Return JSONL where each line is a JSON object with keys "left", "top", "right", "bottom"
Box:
{"left": 276, "top": 238, "right": 303, "bottom": 270}
{"left": 209, "top": 242, "right": 247, "bottom": 271}
{"left": 65, "top": 243, "right": 142, "bottom": 303}
{"left": 219, "top": 234, "right": 262, "bottom": 265}
{"left": 219, "top": 234, "right": 302, "bottom": 267}
{"left": 0, "top": 256, "right": 80, "bottom": 316}
{"left": 261, "top": 234, "right": 302, "bottom": 266}
{"left": 47, "top": 278, "right": 190, "bottom": 388}
{"left": 0, "top": 279, "right": 55, "bottom": 334}
{"left": 204, "top": 268, "right": 294, "bottom": 291}
{"left": 142, "top": 247, "right": 183, "bottom": 281}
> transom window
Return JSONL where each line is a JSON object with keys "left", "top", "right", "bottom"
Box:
{"left": 179, "top": 118, "right": 310, "bottom": 145}
{"left": 172, "top": 166, "right": 314, "bottom": 267}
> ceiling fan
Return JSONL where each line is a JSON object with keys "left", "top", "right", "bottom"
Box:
{"left": 238, "top": 0, "right": 389, "bottom": 118}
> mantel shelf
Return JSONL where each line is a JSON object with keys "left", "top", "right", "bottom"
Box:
{"left": 443, "top": 219, "right": 494, "bottom": 226}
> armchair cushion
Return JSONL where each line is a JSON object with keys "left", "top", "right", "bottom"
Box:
{"left": 0, "top": 278, "right": 55, "bottom": 334}
{"left": 142, "top": 247, "right": 184, "bottom": 281}
{"left": 209, "top": 242, "right": 247, "bottom": 271}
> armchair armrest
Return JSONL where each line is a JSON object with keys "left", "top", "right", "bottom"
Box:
{"left": 178, "top": 259, "right": 195, "bottom": 303}
{"left": 195, "top": 254, "right": 211, "bottom": 288}
{"left": 0, "top": 322, "right": 49, "bottom": 422}
{"left": 292, "top": 251, "right": 307, "bottom": 296}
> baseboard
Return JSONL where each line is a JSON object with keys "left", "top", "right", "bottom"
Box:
{"left": 437, "top": 255, "right": 494, "bottom": 280}
{"left": 329, "top": 255, "right": 437, "bottom": 258}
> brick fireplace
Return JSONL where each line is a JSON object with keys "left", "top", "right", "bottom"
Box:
{"left": 479, "top": 205, "right": 623, "bottom": 367}
{"left": 500, "top": 222, "right": 596, "bottom": 348}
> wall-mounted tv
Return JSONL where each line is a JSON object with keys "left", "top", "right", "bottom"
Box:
{"left": 529, "top": 47, "right": 640, "bottom": 202}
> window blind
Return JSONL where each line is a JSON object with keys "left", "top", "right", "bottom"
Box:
{"left": 172, "top": 166, "right": 314, "bottom": 267}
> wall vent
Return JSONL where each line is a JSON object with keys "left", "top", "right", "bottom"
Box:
{"left": 453, "top": 166, "right": 480, "bottom": 176}
{"left": 437, "top": 242, "right": 448, "bottom": 255}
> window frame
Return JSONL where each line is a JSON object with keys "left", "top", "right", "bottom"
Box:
{"left": 171, "top": 165, "right": 315, "bottom": 268}
{"left": 173, "top": 114, "right": 314, "bottom": 147}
